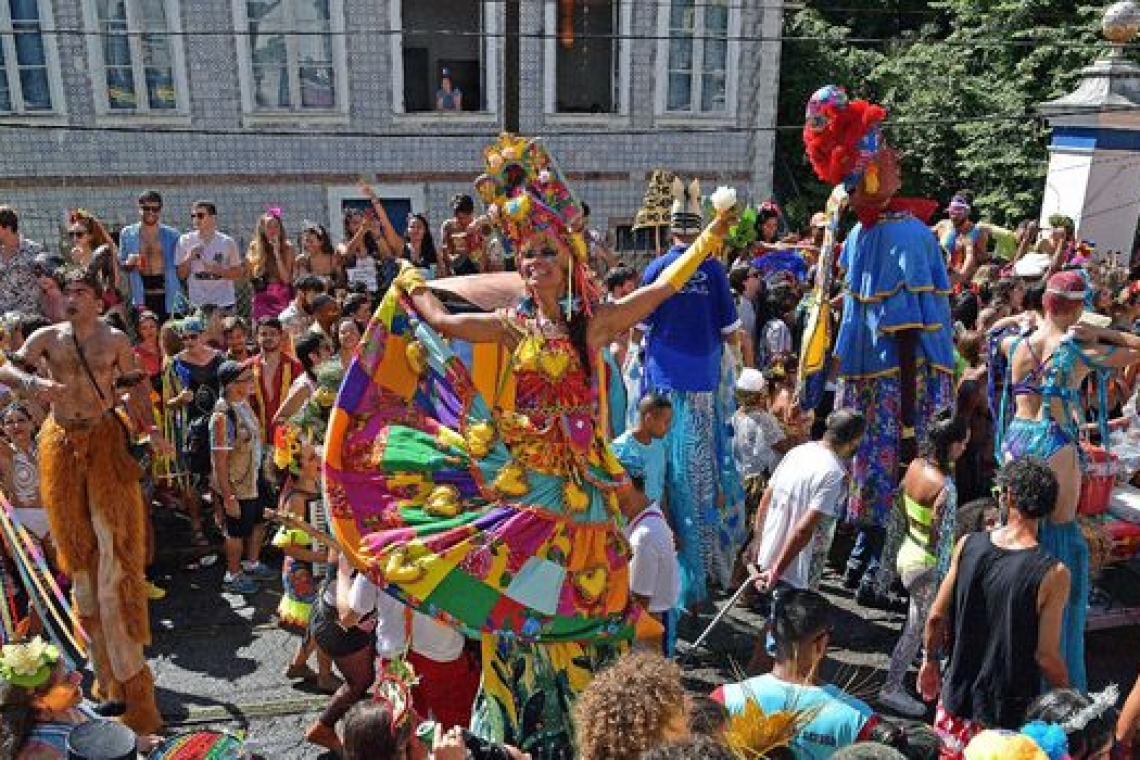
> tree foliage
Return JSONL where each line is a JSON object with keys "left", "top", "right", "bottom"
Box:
{"left": 775, "top": 1, "right": 1103, "bottom": 228}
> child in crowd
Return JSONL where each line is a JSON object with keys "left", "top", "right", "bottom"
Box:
{"left": 732, "top": 368, "right": 788, "bottom": 510}
{"left": 612, "top": 393, "right": 673, "bottom": 513}
{"left": 272, "top": 438, "right": 338, "bottom": 693}
{"left": 210, "top": 360, "right": 273, "bottom": 595}
{"left": 616, "top": 445, "right": 681, "bottom": 656}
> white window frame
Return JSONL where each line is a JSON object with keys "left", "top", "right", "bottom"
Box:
{"left": 388, "top": 0, "right": 500, "bottom": 121}
{"left": 0, "top": 0, "right": 66, "bottom": 118}
{"left": 542, "top": 0, "right": 631, "bottom": 122}
{"left": 327, "top": 183, "right": 427, "bottom": 233}
{"left": 81, "top": 0, "right": 191, "bottom": 121}
{"left": 654, "top": 0, "right": 741, "bottom": 121}
{"left": 232, "top": 0, "right": 350, "bottom": 123}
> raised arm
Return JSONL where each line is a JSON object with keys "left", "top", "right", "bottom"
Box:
{"left": 588, "top": 211, "right": 734, "bottom": 345}
{"left": 1071, "top": 324, "right": 1140, "bottom": 368}
{"left": 358, "top": 180, "right": 405, "bottom": 255}
{"left": 391, "top": 265, "right": 507, "bottom": 345}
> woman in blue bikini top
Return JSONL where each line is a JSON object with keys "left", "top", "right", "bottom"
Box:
{"left": 995, "top": 271, "right": 1140, "bottom": 523}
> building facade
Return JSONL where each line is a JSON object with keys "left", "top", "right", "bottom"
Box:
{"left": 0, "top": 0, "right": 782, "bottom": 255}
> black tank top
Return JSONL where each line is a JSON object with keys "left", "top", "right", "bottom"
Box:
{"left": 942, "top": 531, "right": 1057, "bottom": 729}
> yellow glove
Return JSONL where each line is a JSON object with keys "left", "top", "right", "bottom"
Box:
{"left": 660, "top": 216, "right": 729, "bottom": 291}
{"left": 393, "top": 261, "right": 427, "bottom": 296}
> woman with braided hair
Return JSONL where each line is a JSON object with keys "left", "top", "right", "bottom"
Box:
{"left": 324, "top": 134, "right": 736, "bottom": 755}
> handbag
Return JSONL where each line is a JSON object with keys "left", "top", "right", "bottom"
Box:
{"left": 71, "top": 332, "right": 153, "bottom": 474}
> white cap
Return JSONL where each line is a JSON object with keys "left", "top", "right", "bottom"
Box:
{"left": 736, "top": 367, "right": 767, "bottom": 393}
{"left": 1013, "top": 252, "right": 1051, "bottom": 279}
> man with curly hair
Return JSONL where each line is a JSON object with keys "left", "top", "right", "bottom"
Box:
{"left": 920, "top": 457, "right": 1070, "bottom": 757}
{"left": 574, "top": 651, "right": 689, "bottom": 760}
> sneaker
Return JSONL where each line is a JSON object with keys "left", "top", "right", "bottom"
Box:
{"left": 223, "top": 572, "right": 258, "bottom": 594}
{"left": 856, "top": 585, "right": 909, "bottom": 614}
{"left": 879, "top": 688, "right": 928, "bottom": 719}
{"left": 146, "top": 580, "right": 167, "bottom": 601}
{"left": 243, "top": 561, "right": 276, "bottom": 581}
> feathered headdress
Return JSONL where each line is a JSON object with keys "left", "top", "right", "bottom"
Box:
{"left": 723, "top": 693, "right": 820, "bottom": 758}
{"left": 474, "top": 133, "right": 598, "bottom": 316}
{"left": 670, "top": 177, "right": 703, "bottom": 236}
{"left": 803, "top": 85, "right": 887, "bottom": 193}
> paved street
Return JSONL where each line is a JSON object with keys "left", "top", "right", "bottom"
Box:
{"left": 142, "top": 512, "right": 1140, "bottom": 758}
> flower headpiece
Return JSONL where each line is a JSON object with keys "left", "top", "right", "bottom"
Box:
{"left": 0, "top": 636, "right": 60, "bottom": 689}
{"left": 803, "top": 85, "right": 887, "bottom": 193}
{"left": 273, "top": 423, "right": 304, "bottom": 474}
{"left": 475, "top": 133, "right": 599, "bottom": 315}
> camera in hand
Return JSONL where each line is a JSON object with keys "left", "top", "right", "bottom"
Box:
{"left": 416, "top": 722, "right": 514, "bottom": 760}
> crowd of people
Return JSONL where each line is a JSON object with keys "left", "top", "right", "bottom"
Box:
{"left": 2, "top": 103, "right": 1140, "bottom": 759}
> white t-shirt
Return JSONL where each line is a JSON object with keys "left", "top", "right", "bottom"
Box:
{"left": 754, "top": 441, "right": 847, "bottom": 590}
{"left": 176, "top": 229, "right": 241, "bottom": 308}
{"left": 623, "top": 504, "right": 681, "bottom": 613}
{"left": 349, "top": 574, "right": 464, "bottom": 663}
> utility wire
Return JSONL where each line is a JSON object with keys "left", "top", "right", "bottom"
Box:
{"left": 0, "top": 102, "right": 1136, "bottom": 139}
{"left": 0, "top": 23, "right": 1124, "bottom": 50}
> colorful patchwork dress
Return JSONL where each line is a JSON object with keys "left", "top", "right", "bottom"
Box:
{"left": 324, "top": 291, "right": 641, "bottom": 756}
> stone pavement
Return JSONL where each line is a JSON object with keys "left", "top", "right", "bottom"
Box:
{"left": 141, "top": 511, "right": 1140, "bottom": 758}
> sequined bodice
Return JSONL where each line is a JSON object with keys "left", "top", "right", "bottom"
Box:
{"left": 500, "top": 316, "right": 600, "bottom": 476}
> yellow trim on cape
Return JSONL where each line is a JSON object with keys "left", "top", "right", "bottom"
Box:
{"left": 846, "top": 283, "right": 953, "bottom": 305}
{"left": 838, "top": 359, "right": 955, "bottom": 381}
{"left": 880, "top": 322, "right": 951, "bottom": 334}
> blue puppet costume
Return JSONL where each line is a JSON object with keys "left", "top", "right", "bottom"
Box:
{"left": 801, "top": 86, "right": 955, "bottom": 596}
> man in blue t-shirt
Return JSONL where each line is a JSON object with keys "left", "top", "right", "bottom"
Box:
{"left": 712, "top": 589, "right": 883, "bottom": 759}
{"left": 635, "top": 181, "right": 743, "bottom": 608}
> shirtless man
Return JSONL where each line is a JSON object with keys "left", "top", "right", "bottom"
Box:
{"left": 0, "top": 267, "right": 170, "bottom": 734}
{"left": 120, "top": 190, "right": 182, "bottom": 320}
{"left": 438, "top": 193, "right": 485, "bottom": 277}
{"left": 932, "top": 191, "right": 989, "bottom": 283}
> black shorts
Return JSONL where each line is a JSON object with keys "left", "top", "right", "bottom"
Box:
{"left": 224, "top": 496, "right": 265, "bottom": 539}
{"left": 310, "top": 597, "right": 373, "bottom": 658}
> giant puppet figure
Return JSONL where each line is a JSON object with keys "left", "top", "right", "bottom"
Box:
{"left": 323, "top": 134, "right": 736, "bottom": 755}
{"left": 800, "top": 86, "right": 955, "bottom": 596}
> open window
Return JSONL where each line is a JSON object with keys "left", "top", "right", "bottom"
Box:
{"left": 398, "top": 0, "right": 493, "bottom": 114}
